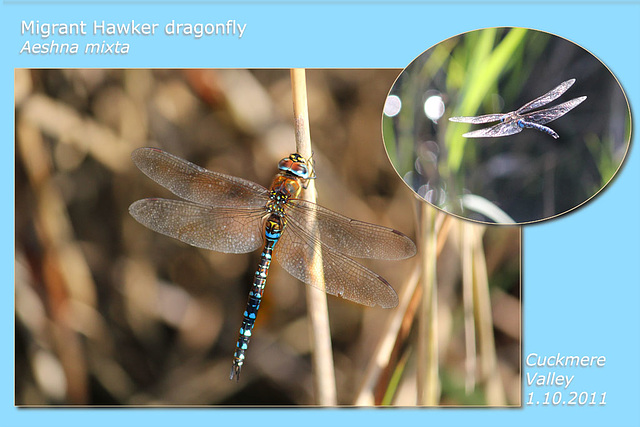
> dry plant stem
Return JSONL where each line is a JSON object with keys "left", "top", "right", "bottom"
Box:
{"left": 355, "top": 209, "right": 452, "bottom": 405}
{"left": 462, "top": 221, "right": 478, "bottom": 394}
{"left": 290, "top": 68, "right": 337, "bottom": 406}
{"left": 469, "top": 224, "right": 507, "bottom": 405}
{"left": 354, "top": 263, "right": 421, "bottom": 405}
{"left": 417, "top": 204, "right": 440, "bottom": 405}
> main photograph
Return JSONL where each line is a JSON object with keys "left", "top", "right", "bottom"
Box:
{"left": 15, "top": 69, "right": 520, "bottom": 406}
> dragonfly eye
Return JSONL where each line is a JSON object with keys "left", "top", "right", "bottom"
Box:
{"left": 278, "top": 154, "right": 312, "bottom": 179}
{"left": 290, "top": 163, "right": 310, "bottom": 179}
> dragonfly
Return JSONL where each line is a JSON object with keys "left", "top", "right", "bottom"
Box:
{"left": 449, "top": 78, "right": 587, "bottom": 139}
{"left": 129, "top": 148, "right": 417, "bottom": 380}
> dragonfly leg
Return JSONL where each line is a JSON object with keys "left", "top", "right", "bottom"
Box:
{"left": 517, "top": 119, "right": 560, "bottom": 139}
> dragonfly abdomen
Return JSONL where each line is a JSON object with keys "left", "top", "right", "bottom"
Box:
{"left": 230, "top": 214, "right": 284, "bottom": 380}
{"left": 517, "top": 119, "right": 560, "bottom": 139}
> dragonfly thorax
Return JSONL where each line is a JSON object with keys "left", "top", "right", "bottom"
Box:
{"left": 266, "top": 191, "right": 288, "bottom": 218}
{"left": 269, "top": 174, "right": 305, "bottom": 199}
{"left": 500, "top": 112, "right": 516, "bottom": 123}
{"left": 266, "top": 163, "right": 307, "bottom": 222}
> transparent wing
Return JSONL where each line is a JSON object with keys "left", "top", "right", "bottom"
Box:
{"left": 520, "top": 96, "right": 587, "bottom": 125}
{"left": 275, "top": 222, "right": 399, "bottom": 308}
{"left": 129, "top": 198, "right": 265, "bottom": 253}
{"left": 132, "top": 147, "right": 269, "bottom": 208}
{"left": 462, "top": 120, "right": 523, "bottom": 138}
{"left": 516, "top": 79, "right": 576, "bottom": 115}
{"left": 449, "top": 113, "right": 505, "bottom": 124}
{"left": 285, "top": 199, "right": 416, "bottom": 260}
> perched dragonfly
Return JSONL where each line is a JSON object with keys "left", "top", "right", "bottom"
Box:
{"left": 449, "top": 79, "right": 587, "bottom": 139}
{"left": 129, "top": 148, "right": 416, "bottom": 380}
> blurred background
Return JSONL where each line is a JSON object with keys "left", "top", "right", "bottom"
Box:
{"left": 15, "top": 69, "right": 520, "bottom": 406}
{"left": 384, "top": 27, "right": 631, "bottom": 224}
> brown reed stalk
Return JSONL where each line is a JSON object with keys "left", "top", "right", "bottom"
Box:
{"left": 417, "top": 204, "right": 442, "bottom": 405}
{"left": 290, "top": 68, "right": 337, "bottom": 405}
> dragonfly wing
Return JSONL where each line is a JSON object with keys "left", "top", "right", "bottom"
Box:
{"left": 285, "top": 199, "right": 416, "bottom": 260}
{"left": 521, "top": 96, "right": 587, "bottom": 125}
{"left": 275, "top": 224, "right": 399, "bottom": 308}
{"left": 516, "top": 79, "right": 576, "bottom": 114}
{"left": 449, "top": 113, "right": 505, "bottom": 124}
{"left": 462, "top": 121, "right": 523, "bottom": 138}
{"left": 129, "top": 198, "right": 265, "bottom": 253}
{"left": 132, "top": 147, "right": 269, "bottom": 208}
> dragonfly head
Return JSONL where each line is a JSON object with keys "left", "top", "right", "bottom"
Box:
{"left": 278, "top": 153, "right": 315, "bottom": 180}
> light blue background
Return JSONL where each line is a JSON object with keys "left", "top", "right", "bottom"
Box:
{"left": 3, "top": 1, "right": 639, "bottom": 426}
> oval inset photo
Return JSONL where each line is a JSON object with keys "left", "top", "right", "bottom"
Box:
{"left": 383, "top": 27, "right": 631, "bottom": 224}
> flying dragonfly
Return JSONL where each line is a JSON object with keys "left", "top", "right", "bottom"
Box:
{"left": 449, "top": 79, "right": 587, "bottom": 139}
